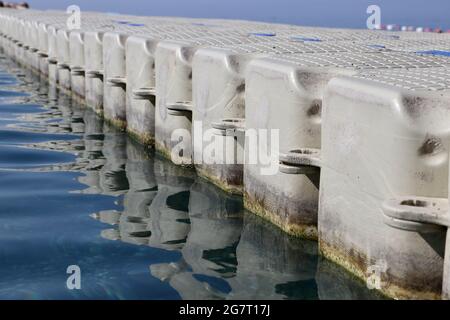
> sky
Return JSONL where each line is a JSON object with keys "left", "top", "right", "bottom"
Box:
{"left": 28, "top": 0, "right": 450, "bottom": 30}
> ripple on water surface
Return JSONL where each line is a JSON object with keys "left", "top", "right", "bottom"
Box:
{"left": 0, "top": 55, "right": 385, "bottom": 300}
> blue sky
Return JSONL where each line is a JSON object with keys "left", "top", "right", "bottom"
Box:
{"left": 29, "top": 0, "right": 450, "bottom": 30}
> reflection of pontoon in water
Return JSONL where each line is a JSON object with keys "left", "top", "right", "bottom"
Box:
{"left": 98, "top": 125, "right": 128, "bottom": 196}
{"left": 76, "top": 108, "right": 107, "bottom": 194}
{"left": 227, "top": 214, "right": 318, "bottom": 300}
{"left": 89, "top": 138, "right": 245, "bottom": 298}
{"left": 149, "top": 176, "right": 244, "bottom": 299}
{"left": 56, "top": 92, "right": 381, "bottom": 299}
{"left": 96, "top": 155, "right": 197, "bottom": 249}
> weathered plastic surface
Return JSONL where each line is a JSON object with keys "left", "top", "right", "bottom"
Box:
{"left": 155, "top": 40, "right": 196, "bottom": 162}
{"left": 56, "top": 29, "right": 71, "bottom": 90}
{"left": 383, "top": 195, "right": 450, "bottom": 300}
{"left": 125, "top": 36, "right": 158, "bottom": 145}
{"left": 154, "top": 33, "right": 285, "bottom": 162}
{"left": 106, "top": 22, "right": 197, "bottom": 134}
{"left": 244, "top": 52, "right": 450, "bottom": 241}
{"left": 191, "top": 41, "right": 390, "bottom": 194}
{"left": 320, "top": 67, "right": 450, "bottom": 299}
{"left": 37, "top": 23, "right": 51, "bottom": 75}
{"left": 47, "top": 25, "right": 59, "bottom": 84}
{"left": 91, "top": 21, "right": 231, "bottom": 126}
{"left": 69, "top": 30, "right": 86, "bottom": 98}
{"left": 84, "top": 31, "right": 105, "bottom": 114}
{"left": 122, "top": 24, "right": 215, "bottom": 145}
{"left": 125, "top": 26, "right": 228, "bottom": 146}
{"left": 244, "top": 54, "right": 342, "bottom": 239}
{"left": 192, "top": 47, "right": 249, "bottom": 192}
{"left": 103, "top": 32, "right": 128, "bottom": 128}
{"left": 25, "top": 20, "right": 39, "bottom": 72}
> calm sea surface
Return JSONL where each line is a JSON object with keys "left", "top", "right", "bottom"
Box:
{"left": 0, "top": 54, "right": 383, "bottom": 300}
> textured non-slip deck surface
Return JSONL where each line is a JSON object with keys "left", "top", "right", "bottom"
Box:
{"left": 266, "top": 51, "right": 450, "bottom": 69}
{"left": 353, "top": 67, "right": 450, "bottom": 91}
{"left": 224, "top": 40, "right": 391, "bottom": 54}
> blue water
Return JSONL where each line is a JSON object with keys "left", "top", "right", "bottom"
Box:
{"left": 0, "top": 54, "right": 383, "bottom": 300}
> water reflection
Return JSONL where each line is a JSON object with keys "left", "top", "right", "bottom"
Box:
{"left": 0, "top": 54, "right": 384, "bottom": 300}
